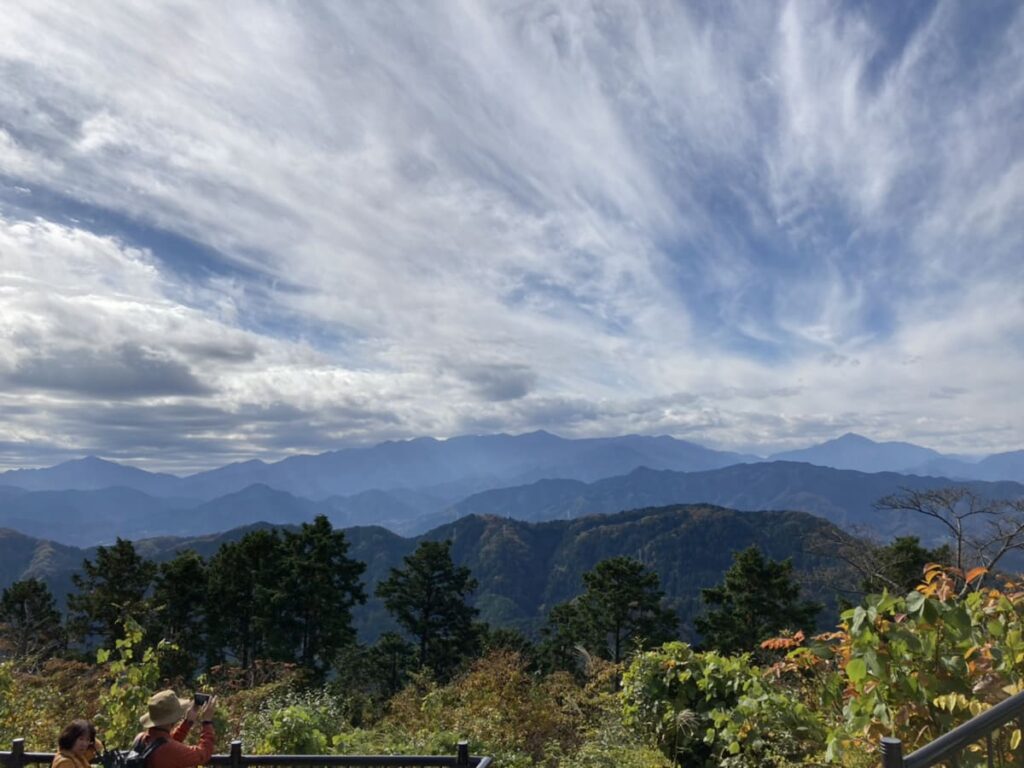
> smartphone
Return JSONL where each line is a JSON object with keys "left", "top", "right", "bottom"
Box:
{"left": 194, "top": 692, "right": 211, "bottom": 706}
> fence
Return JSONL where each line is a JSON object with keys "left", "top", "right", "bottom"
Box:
{"left": 880, "top": 689, "right": 1024, "bottom": 767}
{"left": 1, "top": 740, "right": 492, "bottom": 768}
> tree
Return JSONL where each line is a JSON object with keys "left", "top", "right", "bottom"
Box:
{"left": 363, "top": 631, "right": 418, "bottom": 700}
{"left": 66, "top": 538, "right": 156, "bottom": 649}
{"left": 0, "top": 579, "right": 64, "bottom": 663}
{"left": 875, "top": 488, "right": 1024, "bottom": 588}
{"left": 205, "top": 528, "right": 286, "bottom": 670}
{"left": 151, "top": 550, "right": 209, "bottom": 679}
{"left": 376, "top": 540, "right": 479, "bottom": 681}
{"left": 696, "top": 545, "right": 820, "bottom": 654}
{"left": 541, "top": 557, "right": 677, "bottom": 666}
{"left": 859, "top": 536, "right": 952, "bottom": 595}
{"left": 277, "top": 515, "right": 366, "bottom": 675}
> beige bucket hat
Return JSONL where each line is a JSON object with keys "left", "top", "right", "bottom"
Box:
{"left": 140, "top": 689, "right": 191, "bottom": 729}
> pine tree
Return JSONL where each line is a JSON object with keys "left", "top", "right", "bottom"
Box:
{"left": 0, "top": 578, "right": 64, "bottom": 662}
{"left": 541, "top": 556, "right": 677, "bottom": 666}
{"left": 205, "top": 528, "right": 286, "bottom": 669}
{"left": 277, "top": 515, "right": 366, "bottom": 675}
{"left": 696, "top": 545, "right": 820, "bottom": 654}
{"left": 66, "top": 538, "right": 156, "bottom": 649}
{"left": 151, "top": 550, "right": 209, "bottom": 678}
{"left": 376, "top": 540, "right": 479, "bottom": 681}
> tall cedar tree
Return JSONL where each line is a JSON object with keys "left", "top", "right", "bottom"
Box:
{"left": 151, "top": 550, "right": 209, "bottom": 679}
{"left": 278, "top": 515, "right": 366, "bottom": 675}
{"left": 541, "top": 556, "right": 677, "bottom": 666}
{"left": 0, "top": 578, "right": 64, "bottom": 662}
{"left": 376, "top": 540, "right": 479, "bottom": 681}
{"left": 696, "top": 545, "right": 820, "bottom": 654}
{"left": 67, "top": 537, "right": 156, "bottom": 648}
{"left": 205, "top": 528, "right": 286, "bottom": 669}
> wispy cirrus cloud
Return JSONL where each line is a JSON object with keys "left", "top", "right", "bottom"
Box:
{"left": 0, "top": 0, "right": 1021, "bottom": 471}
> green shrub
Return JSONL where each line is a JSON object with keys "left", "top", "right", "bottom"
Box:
{"left": 239, "top": 687, "right": 346, "bottom": 754}
{"left": 621, "top": 641, "right": 825, "bottom": 767}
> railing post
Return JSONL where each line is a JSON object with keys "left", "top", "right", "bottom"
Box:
{"left": 229, "top": 740, "right": 242, "bottom": 768}
{"left": 881, "top": 736, "right": 904, "bottom": 768}
{"left": 8, "top": 739, "right": 26, "bottom": 768}
{"left": 456, "top": 741, "right": 469, "bottom": 767}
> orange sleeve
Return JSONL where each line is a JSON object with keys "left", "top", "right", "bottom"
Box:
{"left": 170, "top": 720, "right": 193, "bottom": 743}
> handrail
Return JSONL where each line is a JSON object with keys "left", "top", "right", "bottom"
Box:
{"left": 881, "top": 689, "right": 1024, "bottom": 767}
{"left": 1, "top": 740, "right": 492, "bottom": 768}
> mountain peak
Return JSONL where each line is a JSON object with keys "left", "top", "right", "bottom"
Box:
{"left": 832, "top": 433, "right": 876, "bottom": 445}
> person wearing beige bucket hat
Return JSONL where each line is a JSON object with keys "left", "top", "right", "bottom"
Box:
{"left": 130, "top": 689, "right": 216, "bottom": 768}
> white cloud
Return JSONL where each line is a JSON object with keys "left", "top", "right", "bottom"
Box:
{"left": 0, "top": 0, "right": 1021, "bottom": 469}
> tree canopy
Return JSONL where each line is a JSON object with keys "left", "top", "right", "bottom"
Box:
{"left": 695, "top": 545, "right": 820, "bottom": 654}
{"left": 376, "top": 539, "right": 479, "bottom": 681}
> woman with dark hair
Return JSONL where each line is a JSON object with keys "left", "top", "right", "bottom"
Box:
{"left": 53, "top": 720, "right": 99, "bottom": 768}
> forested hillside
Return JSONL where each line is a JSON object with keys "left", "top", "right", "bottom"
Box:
{"left": 0, "top": 504, "right": 851, "bottom": 641}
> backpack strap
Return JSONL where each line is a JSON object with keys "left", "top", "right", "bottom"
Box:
{"left": 139, "top": 738, "right": 167, "bottom": 760}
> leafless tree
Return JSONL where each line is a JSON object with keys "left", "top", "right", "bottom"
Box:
{"left": 875, "top": 487, "right": 1024, "bottom": 588}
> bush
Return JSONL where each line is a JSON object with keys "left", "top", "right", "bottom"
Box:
{"left": 621, "top": 642, "right": 825, "bottom": 767}
{"left": 239, "top": 687, "right": 346, "bottom": 754}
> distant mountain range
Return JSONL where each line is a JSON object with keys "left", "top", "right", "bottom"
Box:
{"left": 3, "top": 460, "right": 1022, "bottom": 549}
{"left": 441, "top": 462, "right": 1024, "bottom": 547}
{"left": 3, "top": 433, "right": 1022, "bottom": 507}
{"left": 0, "top": 431, "right": 1022, "bottom": 546}
{"left": 0, "top": 504, "right": 853, "bottom": 640}
{"left": 0, "top": 432, "right": 759, "bottom": 501}
{"left": 768, "top": 432, "right": 1024, "bottom": 481}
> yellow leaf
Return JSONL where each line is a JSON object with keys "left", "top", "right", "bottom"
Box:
{"left": 1011, "top": 729, "right": 1022, "bottom": 750}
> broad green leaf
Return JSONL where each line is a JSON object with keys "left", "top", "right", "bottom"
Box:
{"left": 851, "top": 606, "right": 868, "bottom": 634}
{"left": 847, "top": 658, "right": 868, "bottom": 683}
{"left": 906, "top": 591, "right": 925, "bottom": 613}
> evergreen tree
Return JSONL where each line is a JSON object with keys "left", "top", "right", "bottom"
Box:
{"left": 696, "top": 545, "right": 820, "bottom": 654}
{"left": 0, "top": 578, "right": 64, "bottom": 663}
{"left": 66, "top": 538, "right": 156, "bottom": 648}
{"left": 540, "top": 556, "right": 677, "bottom": 666}
{"left": 205, "top": 528, "right": 286, "bottom": 669}
{"left": 860, "top": 536, "right": 951, "bottom": 595}
{"left": 151, "top": 550, "right": 209, "bottom": 679}
{"left": 277, "top": 515, "right": 366, "bottom": 675}
{"left": 537, "top": 601, "right": 592, "bottom": 673}
{"left": 364, "top": 631, "right": 418, "bottom": 700}
{"left": 376, "top": 540, "right": 479, "bottom": 681}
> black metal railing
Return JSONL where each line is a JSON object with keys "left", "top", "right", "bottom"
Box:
{"left": 1, "top": 740, "right": 492, "bottom": 768}
{"left": 880, "top": 689, "right": 1024, "bottom": 767}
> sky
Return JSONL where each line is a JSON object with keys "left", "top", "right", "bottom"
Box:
{"left": 0, "top": 1, "right": 1022, "bottom": 473}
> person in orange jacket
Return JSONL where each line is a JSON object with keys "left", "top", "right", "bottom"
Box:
{"left": 131, "top": 690, "right": 216, "bottom": 768}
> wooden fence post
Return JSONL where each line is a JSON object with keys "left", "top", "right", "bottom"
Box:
{"left": 456, "top": 741, "right": 469, "bottom": 767}
{"left": 880, "top": 736, "right": 904, "bottom": 768}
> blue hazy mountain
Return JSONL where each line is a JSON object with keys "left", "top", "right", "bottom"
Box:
{"left": 436, "top": 461, "right": 1024, "bottom": 546}
{"left": 768, "top": 433, "right": 944, "bottom": 473}
{"left": 769, "top": 434, "right": 1024, "bottom": 484}
{"left": 0, "top": 486, "right": 193, "bottom": 544}
{"left": 0, "top": 483, "right": 444, "bottom": 546}
{"left": 973, "top": 451, "right": 1024, "bottom": 483}
{"left": 0, "top": 432, "right": 760, "bottom": 500}
{"left": 0, "top": 456, "right": 182, "bottom": 495}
